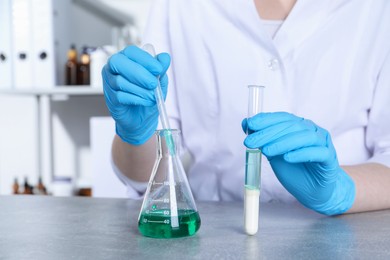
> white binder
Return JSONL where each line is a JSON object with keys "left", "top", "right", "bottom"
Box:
{"left": 11, "top": 0, "right": 34, "bottom": 89}
{"left": 12, "top": 0, "right": 56, "bottom": 89}
{"left": 0, "top": 0, "right": 13, "bottom": 89}
{"left": 31, "top": 0, "right": 55, "bottom": 88}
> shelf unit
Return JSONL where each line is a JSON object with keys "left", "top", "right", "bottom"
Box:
{"left": 0, "top": 0, "right": 153, "bottom": 195}
{"left": 0, "top": 86, "right": 103, "bottom": 96}
{"left": 0, "top": 86, "right": 104, "bottom": 191}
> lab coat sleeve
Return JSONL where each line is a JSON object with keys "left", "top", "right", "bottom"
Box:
{"left": 111, "top": 157, "right": 146, "bottom": 200}
{"left": 366, "top": 50, "right": 390, "bottom": 168}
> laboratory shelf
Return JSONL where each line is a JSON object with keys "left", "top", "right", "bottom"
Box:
{"left": 0, "top": 86, "right": 103, "bottom": 96}
{"left": 0, "top": 85, "right": 105, "bottom": 192}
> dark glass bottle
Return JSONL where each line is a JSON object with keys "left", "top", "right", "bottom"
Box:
{"left": 77, "top": 47, "right": 90, "bottom": 85}
{"left": 36, "top": 176, "right": 47, "bottom": 195}
{"left": 23, "top": 177, "right": 33, "bottom": 195}
{"left": 12, "top": 178, "right": 19, "bottom": 195}
{"left": 65, "top": 44, "right": 78, "bottom": 85}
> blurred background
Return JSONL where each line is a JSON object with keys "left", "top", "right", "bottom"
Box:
{"left": 0, "top": 0, "right": 153, "bottom": 197}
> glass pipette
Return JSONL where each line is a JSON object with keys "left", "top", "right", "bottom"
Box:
{"left": 244, "top": 85, "right": 264, "bottom": 235}
{"left": 142, "top": 44, "right": 175, "bottom": 155}
{"left": 143, "top": 43, "right": 178, "bottom": 227}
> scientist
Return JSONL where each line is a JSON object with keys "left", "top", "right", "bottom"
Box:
{"left": 102, "top": 0, "right": 390, "bottom": 215}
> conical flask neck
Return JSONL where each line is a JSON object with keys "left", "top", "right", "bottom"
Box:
{"left": 156, "top": 129, "right": 180, "bottom": 157}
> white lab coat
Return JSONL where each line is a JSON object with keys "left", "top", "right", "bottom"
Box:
{"left": 117, "top": 0, "right": 390, "bottom": 202}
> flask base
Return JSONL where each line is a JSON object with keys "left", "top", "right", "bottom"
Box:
{"left": 138, "top": 209, "right": 201, "bottom": 238}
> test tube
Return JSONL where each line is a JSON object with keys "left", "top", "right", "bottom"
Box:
{"left": 244, "top": 85, "right": 264, "bottom": 235}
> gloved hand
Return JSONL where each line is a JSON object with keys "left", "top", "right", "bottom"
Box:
{"left": 102, "top": 45, "right": 171, "bottom": 145}
{"left": 242, "top": 112, "right": 355, "bottom": 215}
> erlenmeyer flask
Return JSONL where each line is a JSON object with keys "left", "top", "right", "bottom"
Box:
{"left": 138, "top": 129, "right": 201, "bottom": 238}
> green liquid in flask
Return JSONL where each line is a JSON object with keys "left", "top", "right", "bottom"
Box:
{"left": 138, "top": 209, "right": 201, "bottom": 238}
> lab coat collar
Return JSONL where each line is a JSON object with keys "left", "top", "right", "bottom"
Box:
{"left": 274, "top": 0, "right": 327, "bottom": 58}
{"left": 241, "top": 0, "right": 352, "bottom": 59}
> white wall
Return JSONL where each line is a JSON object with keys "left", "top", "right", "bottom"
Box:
{"left": 0, "top": 0, "right": 153, "bottom": 195}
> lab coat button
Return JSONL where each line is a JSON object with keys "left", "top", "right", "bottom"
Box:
{"left": 268, "top": 58, "right": 279, "bottom": 71}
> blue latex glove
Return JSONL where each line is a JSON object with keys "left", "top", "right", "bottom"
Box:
{"left": 242, "top": 112, "right": 355, "bottom": 215}
{"left": 102, "top": 45, "right": 171, "bottom": 145}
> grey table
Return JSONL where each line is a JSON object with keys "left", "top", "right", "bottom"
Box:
{"left": 0, "top": 196, "right": 389, "bottom": 260}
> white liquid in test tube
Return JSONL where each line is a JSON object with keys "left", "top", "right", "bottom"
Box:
{"left": 244, "top": 85, "right": 264, "bottom": 235}
{"left": 244, "top": 188, "right": 260, "bottom": 235}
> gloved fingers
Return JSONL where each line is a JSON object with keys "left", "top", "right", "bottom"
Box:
{"left": 242, "top": 114, "right": 305, "bottom": 135}
{"left": 159, "top": 73, "right": 169, "bottom": 100}
{"left": 156, "top": 53, "right": 171, "bottom": 100}
{"left": 244, "top": 118, "right": 318, "bottom": 149}
{"left": 283, "top": 146, "right": 333, "bottom": 163}
{"left": 107, "top": 52, "right": 158, "bottom": 90}
{"left": 103, "top": 80, "right": 155, "bottom": 107}
{"left": 106, "top": 72, "right": 156, "bottom": 101}
{"left": 260, "top": 129, "right": 327, "bottom": 157}
{"left": 115, "top": 90, "right": 155, "bottom": 107}
{"left": 156, "top": 53, "right": 171, "bottom": 76}
{"left": 241, "top": 119, "right": 248, "bottom": 133}
{"left": 102, "top": 67, "right": 119, "bottom": 107}
{"left": 121, "top": 45, "right": 164, "bottom": 76}
{"left": 248, "top": 112, "right": 303, "bottom": 131}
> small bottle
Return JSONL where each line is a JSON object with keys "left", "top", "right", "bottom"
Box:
{"left": 23, "top": 177, "right": 33, "bottom": 195}
{"left": 77, "top": 46, "right": 90, "bottom": 85}
{"left": 12, "top": 178, "right": 19, "bottom": 195}
{"left": 36, "top": 176, "right": 47, "bottom": 195}
{"left": 65, "top": 44, "right": 78, "bottom": 85}
{"left": 90, "top": 47, "right": 108, "bottom": 88}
